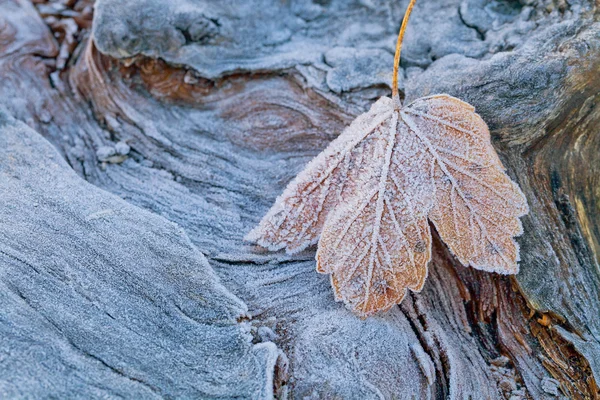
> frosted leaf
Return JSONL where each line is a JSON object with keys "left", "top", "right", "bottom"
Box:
{"left": 246, "top": 94, "right": 528, "bottom": 317}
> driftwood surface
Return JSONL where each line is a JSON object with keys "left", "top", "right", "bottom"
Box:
{"left": 0, "top": 0, "right": 599, "bottom": 398}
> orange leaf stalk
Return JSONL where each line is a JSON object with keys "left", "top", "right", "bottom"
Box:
{"left": 392, "top": 0, "right": 417, "bottom": 107}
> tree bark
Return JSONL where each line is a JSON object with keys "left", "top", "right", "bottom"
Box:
{"left": 0, "top": 0, "right": 599, "bottom": 398}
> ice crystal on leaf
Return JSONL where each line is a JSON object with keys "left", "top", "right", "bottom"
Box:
{"left": 246, "top": 94, "right": 529, "bottom": 317}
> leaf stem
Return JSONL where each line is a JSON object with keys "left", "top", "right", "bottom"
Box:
{"left": 392, "top": 0, "right": 417, "bottom": 103}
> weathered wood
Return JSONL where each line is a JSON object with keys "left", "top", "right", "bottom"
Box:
{"left": 0, "top": 110, "right": 283, "bottom": 398}
{"left": 0, "top": 0, "right": 598, "bottom": 398}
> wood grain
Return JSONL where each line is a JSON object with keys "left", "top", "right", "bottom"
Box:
{"left": 0, "top": 0, "right": 598, "bottom": 398}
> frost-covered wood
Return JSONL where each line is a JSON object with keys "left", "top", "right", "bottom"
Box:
{"left": 0, "top": 111, "right": 282, "bottom": 398}
{"left": 0, "top": 0, "right": 599, "bottom": 398}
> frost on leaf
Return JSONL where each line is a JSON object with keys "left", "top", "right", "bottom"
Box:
{"left": 246, "top": 94, "right": 529, "bottom": 317}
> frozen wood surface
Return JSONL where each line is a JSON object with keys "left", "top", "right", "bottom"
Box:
{"left": 0, "top": 0, "right": 599, "bottom": 398}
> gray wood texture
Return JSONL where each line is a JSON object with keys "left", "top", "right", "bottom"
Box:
{"left": 0, "top": 0, "right": 598, "bottom": 398}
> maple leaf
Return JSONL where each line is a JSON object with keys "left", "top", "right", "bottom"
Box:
{"left": 247, "top": 94, "right": 528, "bottom": 316}
{"left": 245, "top": 0, "right": 528, "bottom": 317}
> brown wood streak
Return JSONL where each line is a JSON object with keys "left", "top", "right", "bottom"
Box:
{"left": 440, "top": 229, "right": 599, "bottom": 398}
{"left": 531, "top": 315, "right": 599, "bottom": 399}
{"left": 72, "top": 41, "right": 351, "bottom": 154}
{"left": 0, "top": 13, "right": 18, "bottom": 52}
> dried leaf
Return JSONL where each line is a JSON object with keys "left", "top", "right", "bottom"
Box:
{"left": 247, "top": 94, "right": 528, "bottom": 317}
